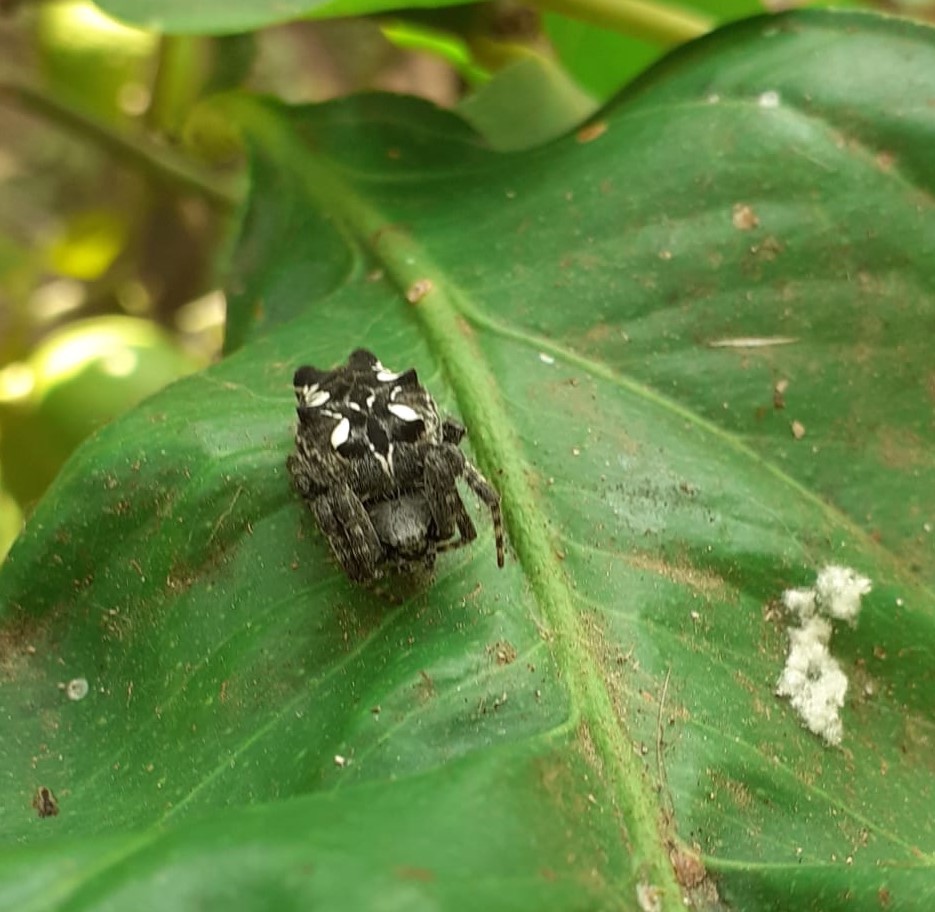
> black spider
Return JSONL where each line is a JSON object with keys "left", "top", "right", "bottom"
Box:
{"left": 287, "top": 348, "right": 505, "bottom": 583}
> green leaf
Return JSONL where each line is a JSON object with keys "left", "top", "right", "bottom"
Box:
{"left": 96, "top": 0, "right": 479, "bottom": 37}
{"left": 0, "top": 485, "right": 21, "bottom": 562}
{"left": 457, "top": 55, "right": 598, "bottom": 151}
{"left": 543, "top": 12, "right": 660, "bottom": 102}
{"left": 2, "top": 10, "right": 934, "bottom": 911}
{"left": 543, "top": 0, "right": 867, "bottom": 109}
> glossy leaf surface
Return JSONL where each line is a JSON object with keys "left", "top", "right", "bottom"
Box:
{"left": 1, "top": 12, "right": 933, "bottom": 912}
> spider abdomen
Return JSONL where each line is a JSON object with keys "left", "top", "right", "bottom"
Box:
{"left": 367, "top": 495, "right": 435, "bottom": 559}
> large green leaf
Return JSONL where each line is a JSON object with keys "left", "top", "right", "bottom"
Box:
{"left": 2, "top": 10, "right": 933, "bottom": 911}
{"left": 95, "top": 0, "right": 478, "bottom": 36}
{"left": 542, "top": 0, "right": 761, "bottom": 101}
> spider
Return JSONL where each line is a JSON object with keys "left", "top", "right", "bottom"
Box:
{"left": 287, "top": 348, "right": 505, "bottom": 583}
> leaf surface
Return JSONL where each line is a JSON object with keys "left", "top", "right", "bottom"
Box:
{"left": 1, "top": 12, "right": 933, "bottom": 911}
{"left": 96, "top": 0, "right": 477, "bottom": 36}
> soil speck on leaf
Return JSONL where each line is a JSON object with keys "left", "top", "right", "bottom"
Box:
{"left": 406, "top": 279, "right": 434, "bottom": 303}
{"left": 395, "top": 866, "right": 434, "bottom": 882}
{"left": 636, "top": 881, "right": 662, "bottom": 912}
{"left": 670, "top": 845, "right": 706, "bottom": 888}
{"left": 576, "top": 121, "right": 607, "bottom": 143}
{"left": 875, "top": 151, "right": 895, "bottom": 172}
{"left": 32, "top": 786, "right": 59, "bottom": 818}
{"left": 488, "top": 641, "right": 517, "bottom": 665}
{"left": 749, "top": 236, "right": 783, "bottom": 261}
{"left": 415, "top": 669, "right": 435, "bottom": 702}
{"left": 732, "top": 203, "right": 759, "bottom": 230}
{"left": 0, "top": 612, "right": 52, "bottom": 685}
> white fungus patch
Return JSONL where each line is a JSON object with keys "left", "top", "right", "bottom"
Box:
{"left": 775, "top": 565, "right": 872, "bottom": 746}
{"left": 814, "top": 565, "right": 871, "bottom": 622}
{"left": 65, "top": 677, "right": 89, "bottom": 701}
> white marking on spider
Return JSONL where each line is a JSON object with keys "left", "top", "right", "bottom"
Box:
{"left": 330, "top": 417, "right": 351, "bottom": 449}
{"left": 367, "top": 440, "right": 394, "bottom": 477}
{"left": 389, "top": 386, "right": 401, "bottom": 401}
{"left": 366, "top": 393, "right": 376, "bottom": 409}
{"left": 306, "top": 389, "right": 330, "bottom": 407}
{"left": 376, "top": 369, "right": 400, "bottom": 382}
{"left": 388, "top": 402, "right": 420, "bottom": 422}
{"left": 347, "top": 401, "right": 363, "bottom": 412}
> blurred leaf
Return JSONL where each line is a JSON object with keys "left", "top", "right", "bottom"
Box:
{"left": 543, "top": 13, "right": 660, "bottom": 101}
{"left": 148, "top": 35, "right": 256, "bottom": 137}
{"left": 457, "top": 54, "right": 598, "bottom": 150}
{"left": 1, "top": 10, "right": 934, "bottom": 912}
{"left": 381, "top": 20, "right": 491, "bottom": 86}
{"left": 0, "top": 316, "right": 202, "bottom": 506}
{"left": 542, "top": 0, "right": 863, "bottom": 101}
{"left": 37, "top": 0, "right": 158, "bottom": 122}
{"left": 533, "top": 0, "right": 713, "bottom": 47}
{"left": 0, "top": 485, "right": 22, "bottom": 562}
{"left": 97, "top": 0, "right": 479, "bottom": 36}
{"left": 47, "top": 210, "right": 128, "bottom": 280}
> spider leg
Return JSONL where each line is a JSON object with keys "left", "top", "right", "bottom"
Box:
{"left": 310, "top": 485, "right": 383, "bottom": 582}
{"left": 462, "top": 460, "right": 505, "bottom": 568}
{"left": 288, "top": 442, "right": 384, "bottom": 581}
{"left": 442, "top": 418, "right": 465, "bottom": 445}
{"left": 287, "top": 435, "right": 339, "bottom": 497}
{"left": 424, "top": 446, "right": 478, "bottom": 551}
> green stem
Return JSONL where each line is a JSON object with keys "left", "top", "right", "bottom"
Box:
{"left": 0, "top": 82, "right": 241, "bottom": 210}
{"left": 148, "top": 35, "right": 208, "bottom": 136}
{"left": 530, "top": 0, "right": 712, "bottom": 45}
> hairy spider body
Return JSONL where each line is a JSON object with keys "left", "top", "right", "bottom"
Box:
{"left": 287, "top": 349, "right": 504, "bottom": 582}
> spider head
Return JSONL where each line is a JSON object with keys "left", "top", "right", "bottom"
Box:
{"left": 293, "top": 365, "right": 327, "bottom": 404}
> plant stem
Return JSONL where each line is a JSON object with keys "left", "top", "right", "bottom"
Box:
{"left": 148, "top": 35, "right": 209, "bottom": 136}
{"left": 0, "top": 82, "right": 241, "bottom": 210}
{"left": 530, "top": 0, "right": 712, "bottom": 45}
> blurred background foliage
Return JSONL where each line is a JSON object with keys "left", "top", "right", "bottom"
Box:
{"left": 0, "top": 0, "right": 933, "bottom": 560}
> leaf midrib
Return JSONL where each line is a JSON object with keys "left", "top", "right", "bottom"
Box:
{"left": 227, "top": 96, "right": 685, "bottom": 905}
